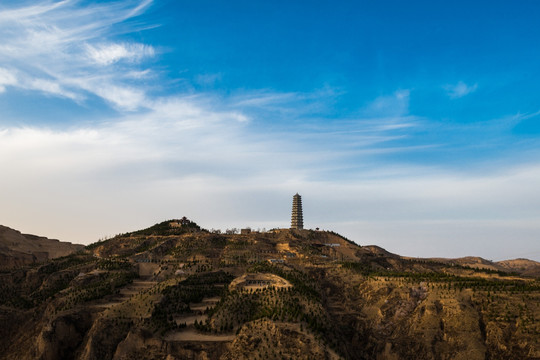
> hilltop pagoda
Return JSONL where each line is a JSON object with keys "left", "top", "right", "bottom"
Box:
{"left": 290, "top": 193, "right": 304, "bottom": 230}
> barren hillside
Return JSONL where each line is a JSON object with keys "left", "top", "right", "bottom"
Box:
{"left": 0, "top": 219, "right": 539, "bottom": 360}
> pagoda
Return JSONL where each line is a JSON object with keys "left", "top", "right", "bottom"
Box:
{"left": 290, "top": 193, "right": 304, "bottom": 230}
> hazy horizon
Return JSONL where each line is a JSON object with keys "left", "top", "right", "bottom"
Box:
{"left": 1, "top": 0, "right": 540, "bottom": 261}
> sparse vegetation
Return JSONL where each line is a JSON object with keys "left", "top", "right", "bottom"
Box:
{"left": 1, "top": 225, "right": 539, "bottom": 360}
{"left": 128, "top": 218, "right": 204, "bottom": 237}
{"left": 58, "top": 270, "right": 138, "bottom": 310}
{"left": 151, "top": 271, "right": 234, "bottom": 332}
{"left": 37, "top": 252, "right": 95, "bottom": 274}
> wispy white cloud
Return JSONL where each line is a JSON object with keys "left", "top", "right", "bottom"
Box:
{"left": 124, "top": 0, "right": 153, "bottom": 19}
{"left": 0, "top": 87, "right": 426, "bottom": 193}
{"left": 27, "top": 77, "right": 79, "bottom": 100}
{"left": 512, "top": 109, "right": 540, "bottom": 123}
{"left": 230, "top": 87, "right": 342, "bottom": 117}
{"left": 362, "top": 90, "right": 410, "bottom": 117}
{"left": 0, "top": 1, "right": 70, "bottom": 23}
{"left": 195, "top": 73, "right": 222, "bottom": 87}
{"left": 445, "top": 81, "right": 478, "bottom": 99}
{"left": 0, "top": 67, "right": 17, "bottom": 92}
{"left": 85, "top": 43, "right": 155, "bottom": 66}
{"left": 0, "top": 0, "right": 156, "bottom": 110}
{"left": 233, "top": 91, "right": 302, "bottom": 107}
{"left": 93, "top": 84, "right": 147, "bottom": 111}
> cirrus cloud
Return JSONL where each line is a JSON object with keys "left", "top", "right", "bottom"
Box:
{"left": 445, "top": 81, "right": 478, "bottom": 99}
{"left": 0, "top": 0, "right": 156, "bottom": 110}
{"left": 0, "top": 67, "right": 17, "bottom": 92}
{"left": 85, "top": 43, "right": 155, "bottom": 66}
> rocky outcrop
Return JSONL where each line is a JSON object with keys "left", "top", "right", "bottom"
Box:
{"left": 78, "top": 317, "right": 133, "bottom": 360}
{"left": 36, "top": 311, "right": 94, "bottom": 360}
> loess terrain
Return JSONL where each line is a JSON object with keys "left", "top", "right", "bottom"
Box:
{"left": 0, "top": 218, "right": 539, "bottom": 359}
{"left": 0, "top": 225, "right": 84, "bottom": 270}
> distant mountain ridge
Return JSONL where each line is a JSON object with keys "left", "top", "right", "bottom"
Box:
{"left": 408, "top": 255, "right": 540, "bottom": 277}
{"left": 0, "top": 225, "right": 84, "bottom": 269}
{"left": 496, "top": 258, "right": 540, "bottom": 277}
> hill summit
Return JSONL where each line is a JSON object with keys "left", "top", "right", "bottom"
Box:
{"left": 0, "top": 218, "right": 539, "bottom": 360}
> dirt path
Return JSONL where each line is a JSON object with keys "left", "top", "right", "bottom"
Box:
{"left": 118, "top": 280, "right": 157, "bottom": 296}
{"left": 164, "top": 329, "right": 236, "bottom": 342}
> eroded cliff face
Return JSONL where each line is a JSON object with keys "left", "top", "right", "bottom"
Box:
{"left": 321, "top": 267, "right": 540, "bottom": 360}
{"left": 1, "top": 224, "right": 539, "bottom": 360}
{"left": 322, "top": 273, "right": 487, "bottom": 359}
{"left": 0, "top": 225, "right": 84, "bottom": 269}
{"left": 0, "top": 250, "right": 40, "bottom": 268}
{"left": 36, "top": 311, "right": 94, "bottom": 360}
{"left": 78, "top": 317, "right": 134, "bottom": 360}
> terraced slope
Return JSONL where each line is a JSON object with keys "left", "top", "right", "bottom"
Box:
{"left": 0, "top": 219, "right": 538, "bottom": 359}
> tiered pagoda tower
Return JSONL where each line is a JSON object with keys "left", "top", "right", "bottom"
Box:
{"left": 290, "top": 193, "right": 304, "bottom": 230}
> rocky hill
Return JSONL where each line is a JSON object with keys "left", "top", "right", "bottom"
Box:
{"left": 0, "top": 225, "right": 84, "bottom": 269}
{"left": 0, "top": 219, "right": 539, "bottom": 359}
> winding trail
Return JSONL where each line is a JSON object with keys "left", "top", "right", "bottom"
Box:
{"left": 164, "top": 329, "right": 236, "bottom": 342}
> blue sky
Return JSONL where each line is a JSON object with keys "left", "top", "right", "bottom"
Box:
{"left": 1, "top": 0, "right": 540, "bottom": 261}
